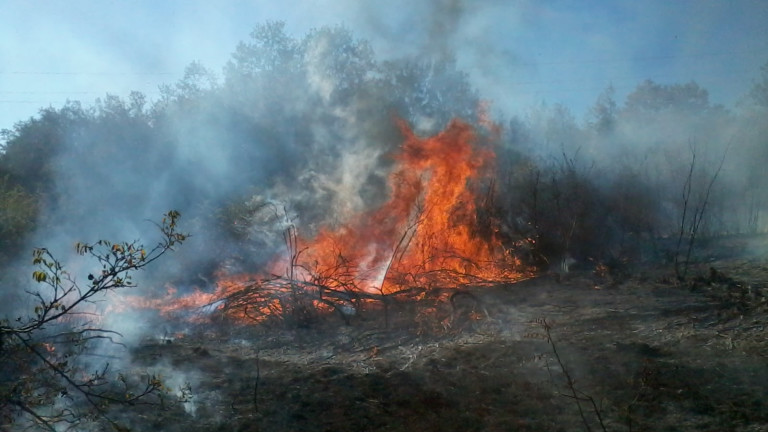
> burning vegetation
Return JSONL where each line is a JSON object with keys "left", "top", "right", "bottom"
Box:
{"left": 2, "top": 20, "right": 768, "bottom": 432}
{"left": 136, "top": 117, "right": 529, "bottom": 327}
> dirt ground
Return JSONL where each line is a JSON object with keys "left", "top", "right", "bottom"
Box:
{"left": 125, "top": 235, "right": 768, "bottom": 431}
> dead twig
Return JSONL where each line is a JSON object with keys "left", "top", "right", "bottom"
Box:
{"left": 253, "top": 352, "right": 260, "bottom": 413}
{"left": 538, "top": 318, "right": 608, "bottom": 432}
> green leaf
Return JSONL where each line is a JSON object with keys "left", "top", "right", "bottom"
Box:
{"left": 32, "top": 271, "right": 47, "bottom": 282}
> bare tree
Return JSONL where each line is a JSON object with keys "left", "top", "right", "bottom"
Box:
{"left": 674, "top": 142, "right": 728, "bottom": 280}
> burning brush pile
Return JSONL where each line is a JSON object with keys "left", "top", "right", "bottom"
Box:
{"left": 130, "top": 118, "right": 530, "bottom": 327}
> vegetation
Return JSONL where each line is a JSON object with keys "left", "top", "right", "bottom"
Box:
{"left": 0, "top": 21, "right": 767, "bottom": 430}
{"left": 0, "top": 211, "right": 186, "bottom": 430}
{"left": 0, "top": 24, "right": 763, "bottom": 281}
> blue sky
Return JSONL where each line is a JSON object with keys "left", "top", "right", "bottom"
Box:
{"left": 2, "top": 0, "right": 767, "bottom": 131}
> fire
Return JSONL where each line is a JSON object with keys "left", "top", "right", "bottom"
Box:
{"left": 292, "top": 118, "right": 518, "bottom": 293}
{"left": 115, "top": 284, "right": 219, "bottom": 321}
{"left": 131, "top": 118, "right": 525, "bottom": 322}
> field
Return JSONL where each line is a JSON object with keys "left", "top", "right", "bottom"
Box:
{"left": 125, "top": 236, "right": 768, "bottom": 432}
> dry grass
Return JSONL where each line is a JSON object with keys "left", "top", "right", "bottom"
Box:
{"left": 119, "top": 236, "right": 768, "bottom": 431}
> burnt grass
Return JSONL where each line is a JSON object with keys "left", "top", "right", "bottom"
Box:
{"left": 125, "top": 235, "right": 768, "bottom": 431}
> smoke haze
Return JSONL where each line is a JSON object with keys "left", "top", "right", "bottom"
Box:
{"left": 3, "top": 1, "right": 768, "bottom": 129}
{"left": 2, "top": 2, "right": 768, "bottom": 430}
{"left": 0, "top": 0, "right": 765, "bottom": 303}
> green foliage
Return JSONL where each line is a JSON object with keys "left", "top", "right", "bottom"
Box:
{"left": 0, "top": 212, "right": 186, "bottom": 431}
{"left": 226, "top": 21, "right": 300, "bottom": 77}
{"left": 375, "top": 57, "right": 479, "bottom": 133}
{"left": 0, "top": 103, "right": 87, "bottom": 194}
{"left": 159, "top": 62, "right": 219, "bottom": 105}
{"left": 623, "top": 79, "right": 711, "bottom": 115}
{"left": 0, "top": 175, "right": 38, "bottom": 263}
{"left": 0, "top": 21, "right": 764, "bottom": 291}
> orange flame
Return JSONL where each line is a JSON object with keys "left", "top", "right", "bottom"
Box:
{"left": 131, "top": 118, "right": 524, "bottom": 322}
{"left": 289, "top": 117, "right": 519, "bottom": 293}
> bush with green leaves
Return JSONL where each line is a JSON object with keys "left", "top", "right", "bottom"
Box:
{"left": 0, "top": 211, "right": 186, "bottom": 431}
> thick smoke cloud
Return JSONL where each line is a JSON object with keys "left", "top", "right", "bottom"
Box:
{"left": 1, "top": 8, "right": 767, "bottom": 317}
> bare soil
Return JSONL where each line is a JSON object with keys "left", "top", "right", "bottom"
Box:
{"left": 126, "top": 235, "right": 768, "bottom": 431}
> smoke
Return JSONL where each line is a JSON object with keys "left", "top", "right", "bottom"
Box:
{"left": 0, "top": 4, "right": 768, "bottom": 431}
{"left": 0, "top": 0, "right": 764, "bottom": 318}
{"left": 0, "top": 0, "right": 765, "bottom": 301}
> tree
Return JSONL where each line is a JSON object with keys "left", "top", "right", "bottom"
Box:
{"left": 158, "top": 62, "right": 219, "bottom": 108}
{"left": 747, "top": 60, "right": 768, "bottom": 108}
{"left": 738, "top": 61, "right": 768, "bottom": 232}
{"left": 622, "top": 79, "right": 710, "bottom": 115}
{"left": 225, "top": 21, "right": 300, "bottom": 79}
{"left": 0, "top": 104, "right": 90, "bottom": 260}
{"left": 586, "top": 84, "right": 618, "bottom": 134}
{"left": 300, "top": 25, "right": 376, "bottom": 104}
{"left": 0, "top": 102, "right": 87, "bottom": 196}
{"left": 0, "top": 211, "right": 187, "bottom": 431}
{"left": 672, "top": 143, "right": 727, "bottom": 280}
{"left": 375, "top": 57, "right": 478, "bottom": 134}
{"left": 0, "top": 175, "right": 38, "bottom": 265}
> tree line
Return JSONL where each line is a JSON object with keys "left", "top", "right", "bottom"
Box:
{"left": 0, "top": 21, "right": 766, "bottom": 277}
{"left": 1, "top": 19, "right": 768, "bottom": 430}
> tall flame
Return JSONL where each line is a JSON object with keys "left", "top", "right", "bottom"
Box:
{"left": 291, "top": 118, "right": 517, "bottom": 293}
{"left": 128, "top": 118, "right": 524, "bottom": 322}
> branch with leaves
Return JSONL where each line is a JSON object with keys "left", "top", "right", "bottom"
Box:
{"left": 0, "top": 211, "right": 187, "bottom": 431}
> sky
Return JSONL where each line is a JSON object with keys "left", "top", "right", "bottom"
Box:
{"left": 2, "top": 0, "right": 768, "bottom": 131}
